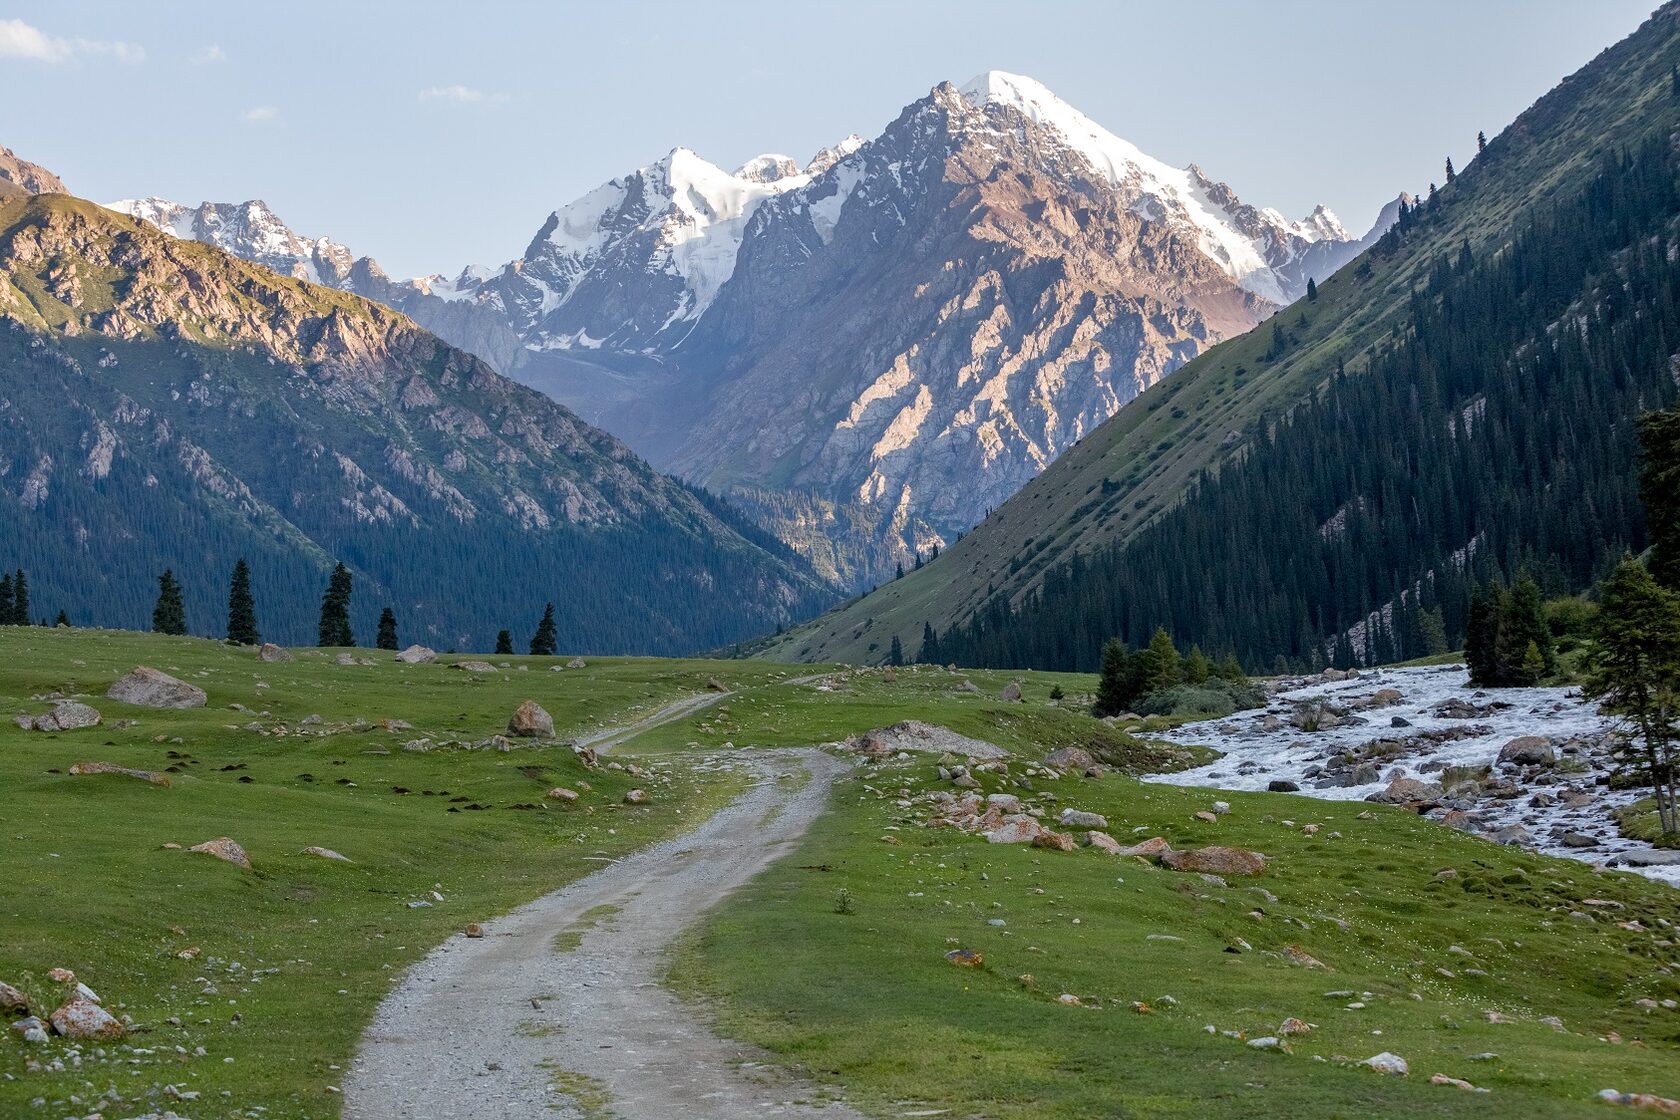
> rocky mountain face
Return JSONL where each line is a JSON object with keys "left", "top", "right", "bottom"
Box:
{"left": 108, "top": 73, "right": 1388, "bottom": 588}
{"left": 0, "top": 145, "right": 67, "bottom": 197}
{"left": 0, "top": 191, "right": 831, "bottom": 650}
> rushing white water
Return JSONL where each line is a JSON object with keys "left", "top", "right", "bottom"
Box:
{"left": 1148, "top": 664, "right": 1680, "bottom": 887}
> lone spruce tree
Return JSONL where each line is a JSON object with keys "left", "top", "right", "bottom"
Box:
{"left": 12, "top": 568, "right": 28, "bottom": 625}
{"left": 1140, "top": 628, "right": 1183, "bottom": 695}
{"left": 376, "top": 608, "right": 399, "bottom": 651}
{"left": 495, "top": 629, "right": 514, "bottom": 655}
{"left": 529, "top": 603, "right": 558, "bottom": 656}
{"left": 888, "top": 635, "right": 904, "bottom": 667}
{"left": 152, "top": 570, "right": 186, "bottom": 635}
{"left": 0, "top": 573, "right": 12, "bottom": 625}
{"left": 1092, "top": 638, "right": 1135, "bottom": 717}
{"left": 1584, "top": 558, "right": 1680, "bottom": 836}
{"left": 317, "top": 563, "right": 355, "bottom": 647}
{"left": 226, "top": 559, "right": 260, "bottom": 645}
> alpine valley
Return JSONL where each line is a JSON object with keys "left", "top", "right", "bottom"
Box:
{"left": 109, "top": 73, "right": 1393, "bottom": 588}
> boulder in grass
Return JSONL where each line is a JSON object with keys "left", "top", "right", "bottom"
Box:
{"left": 984, "top": 815, "right": 1046, "bottom": 844}
{"left": 188, "top": 837, "right": 252, "bottom": 870}
{"left": 106, "top": 666, "right": 206, "bottom": 709}
{"left": 1083, "top": 831, "right": 1122, "bottom": 855}
{"left": 1115, "top": 836, "right": 1172, "bottom": 860}
{"left": 1161, "top": 846, "right": 1267, "bottom": 876}
{"left": 68, "top": 760, "right": 170, "bottom": 787}
{"left": 302, "top": 846, "right": 352, "bottom": 862}
{"left": 945, "top": 948, "right": 984, "bottom": 968}
{"left": 17, "top": 701, "right": 103, "bottom": 732}
{"left": 507, "top": 700, "right": 554, "bottom": 738}
{"left": 1362, "top": 1052, "right": 1409, "bottom": 1076}
{"left": 257, "top": 643, "right": 293, "bottom": 663}
{"left": 454, "top": 660, "right": 498, "bottom": 674}
{"left": 1058, "top": 808, "right": 1108, "bottom": 829}
{"left": 395, "top": 645, "right": 437, "bottom": 664}
{"left": 50, "top": 999, "right": 123, "bottom": 1040}
{"left": 1000, "top": 681, "right": 1023, "bottom": 703}
{"left": 1032, "top": 829, "right": 1077, "bottom": 852}
{"left": 546, "top": 787, "right": 580, "bottom": 804}
{"left": 623, "top": 788, "right": 648, "bottom": 805}
{"left": 1043, "top": 746, "right": 1097, "bottom": 773}
{"left": 568, "top": 658, "right": 587, "bottom": 670}
{"left": 0, "top": 980, "right": 27, "bottom": 1013}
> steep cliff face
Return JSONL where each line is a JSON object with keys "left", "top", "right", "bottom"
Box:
{"left": 0, "top": 145, "right": 67, "bottom": 196}
{"left": 0, "top": 193, "right": 831, "bottom": 650}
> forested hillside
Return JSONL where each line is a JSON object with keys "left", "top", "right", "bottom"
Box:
{"left": 762, "top": 2, "right": 1680, "bottom": 669}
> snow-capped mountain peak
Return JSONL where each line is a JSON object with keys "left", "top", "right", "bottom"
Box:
{"left": 957, "top": 70, "right": 1344, "bottom": 303}
{"left": 105, "top": 196, "right": 356, "bottom": 288}
{"left": 735, "top": 153, "right": 803, "bottom": 184}
{"left": 805, "top": 134, "right": 865, "bottom": 175}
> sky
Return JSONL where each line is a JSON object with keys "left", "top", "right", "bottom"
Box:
{"left": 1, "top": 1, "right": 1660, "bottom": 279}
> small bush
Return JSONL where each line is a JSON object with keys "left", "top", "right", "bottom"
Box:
{"left": 1133, "top": 678, "right": 1266, "bottom": 718}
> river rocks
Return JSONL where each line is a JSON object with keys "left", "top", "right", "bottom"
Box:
{"left": 302, "top": 846, "right": 352, "bottom": 862}
{"left": 1291, "top": 701, "right": 1343, "bottom": 732}
{"left": 1032, "top": 829, "right": 1077, "bottom": 852}
{"left": 546, "top": 787, "right": 580, "bottom": 804}
{"left": 1608, "top": 849, "right": 1680, "bottom": 867}
{"left": 49, "top": 999, "right": 123, "bottom": 1040}
{"left": 1058, "top": 808, "right": 1108, "bottom": 829}
{"left": 1000, "top": 681, "right": 1023, "bottom": 702}
{"left": 16, "top": 701, "right": 102, "bottom": 732}
{"left": 395, "top": 645, "right": 437, "bottom": 664}
{"left": 1268, "top": 779, "right": 1300, "bottom": 792}
{"left": 1044, "top": 746, "right": 1097, "bottom": 772}
{"left": 106, "top": 666, "right": 206, "bottom": 709}
{"left": 1355, "top": 688, "right": 1404, "bottom": 710}
{"left": 257, "top": 643, "right": 293, "bottom": 662}
{"left": 1561, "top": 831, "right": 1601, "bottom": 848}
{"left": 1497, "top": 736, "right": 1555, "bottom": 766}
{"left": 945, "top": 948, "right": 983, "bottom": 968}
{"left": 188, "top": 836, "right": 251, "bottom": 869}
{"left": 1084, "top": 831, "right": 1122, "bottom": 854}
{"left": 1362, "top": 1052, "right": 1409, "bottom": 1076}
{"left": 1161, "top": 846, "right": 1267, "bottom": 876}
{"left": 454, "top": 660, "right": 498, "bottom": 673}
{"left": 623, "top": 788, "right": 648, "bottom": 805}
{"left": 68, "top": 760, "right": 170, "bottom": 787}
{"left": 1368, "top": 775, "right": 1444, "bottom": 807}
{"left": 507, "top": 700, "right": 554, "bottom": 738}
{"left": 1482, "top": 824, "right": 1533, "bottom": 846}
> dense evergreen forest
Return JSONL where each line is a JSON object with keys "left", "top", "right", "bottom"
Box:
{"left": 932, "top": 137, "right": 1680, "bottom": 672}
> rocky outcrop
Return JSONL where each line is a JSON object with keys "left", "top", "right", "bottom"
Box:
{"left": 0, "top": 145, "right": 66, "bottom": 196}
{"left": 16, "top": 701, "right": 101, "bottom": 731}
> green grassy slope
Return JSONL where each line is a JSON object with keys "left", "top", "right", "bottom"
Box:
{"left": 678, "top": 731, "right": 1680, "bottom": 1118}
{"left": 758, "top": 3, "right": 1680, "bottom": 666}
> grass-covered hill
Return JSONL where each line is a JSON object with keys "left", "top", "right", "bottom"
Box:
{"left": 762, "top": 2, "right": 1680, "bottom": 670}
{"left": 0, "top": 191, "right": 833, "bottom": 653}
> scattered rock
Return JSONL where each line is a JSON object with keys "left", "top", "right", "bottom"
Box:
{"left": 1247, "top": 1036, "right": 1287, "bottom": 1051}
{"left": 395, "top": 645, "right": 438, "bottom": 664}
{"left": 15, "top": 701, "right": 103, "bottom": 732}
{"left": 301, "top": 846, "right": 352, "bottom": 862}
{"left": 1161, "top": 846, "right": 1267, "bottom": 876}
{"left": 49, "top": 999, "right": 123, "bottom": 1040}
{"left": 106, "top": 666, "right": 206, "bottom": 709}
{"left": 1608, "top": 849, "right": 1680, "bottom": 868}
{"left": 464, "top": 923, "right": 485, "bottom": 939}
{"left": 1043, "top": 747, "right": 1097, "bottom": 773}
{"left": 10, "top": 1015, "right": 49, "bottom": 1044}
{"left": 187, "top": 837, "right": 251, "bottom": 869}
{"left": 506, "top": 700, "right": 554, "bottom": 738}
{"left": 46, "top": 968, "right": 74, "bottom": 984}
{"left": 1084, "top": 831, "right": 1122, "bottom": 855}
{"left": 1369, "top": 775, "right": 1444, "bottom": 807}
{"left": 1032, "top": 829, "right": 1077, "bottom": 852}
{"left": 1279, "top": 1017, "right": 1312, "bottom": 1035}
{"left": 1497, "top": 736, "right": 1555, "bottom": 766}
{"left": 453, "top": 660, "right": 498, "bottom": 673}
{"left": 257, "top": 643, "right": 293, "bottom": 663}
{"left": 945, "top": 948, "right": 983, "bottom": 968}
{"left": 568, "top": 658, "right": 587, "bottom": 669}
{"left": 1267, "top": 779, "right": 1301, "bottom": 793}
{"left": 705, "top": 677, "right": 728, "bottom": 692}
{"left": 68, "top": 760, "right": 170, "bottom": 787}
{"left": 623, "top": 789, "right": 648, "bottom": 806}
{"left": 985, "top": 815, "right": 1047, "bottom": 844}
{"left": 546, "top": 787, "right": 580, "bottom": 804}
{"left": 1195, "top": 810, "right": 1219, "bottom": 823}
{"left": 1058, "top": 808, "right": 1108, "bottom": 829}
{"left": 1431, "top": 1074, "right": 1484, "bottom": 1092}
{"left": 1561, "top": 831, "right": 1601, "bottom": 849}
{"left": 1000, "top": 681, "right": 1023, "bottom": 702}
{"left": 0, "top": 980, "right": 27, "bottom": 1013}
{"left": 1362, "top": 1052, "right": 1409, "bottom": 1076}
{"left": 1116, "top": 836, "right": 1173, "bottom": 860}
{"left": 1598, "top": 1089, "right": 1680, "bottom": 1113}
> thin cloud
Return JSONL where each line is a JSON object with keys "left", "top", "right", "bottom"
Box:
{"left": 418, "top": 84, "right": 508, "bottom": 106}
{"left": 0, "top": 18, "right": 144, "bottom": 63}
{"left": 241, "top": 106, "right": 279, "bottom": 123}
{"left": 191, "top": 44, "right": 226, "bottom": 64}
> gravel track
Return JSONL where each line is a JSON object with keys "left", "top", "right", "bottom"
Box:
{"left": 343, "top": 747, "right": 863, "bottom": 1119}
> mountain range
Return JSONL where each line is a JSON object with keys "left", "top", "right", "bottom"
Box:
{"left": 107, "top": 73, "right": 1393, "bottom": 588}
{"left": 0, "top": 185, "right": 830, "bottom": 651}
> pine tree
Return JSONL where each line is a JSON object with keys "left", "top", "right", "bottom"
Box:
{"left": 13, "top": 569, "right": 28, "bottom": 625}
{"left": 1213, "top": 652, "right": 1245, "bottom": 681}
{"left": 888, "top": 635, "right": 904, "bottom": 666}
{"left": 317, "top": 563, "right": 355, "bottom": 647}
{"left": 226, "top": 559, "right": 260, "bottom": 645}
{"left": 529, "top": 603, "right": 558, "bottom": 656}
{"left": 1508, "top": 572, "right": 1556, "bottom": 680}
{"left": 152, "top": 570, "right": 186, "bottom": 635}
{"left": 1639, "top": 407, "right": 1680, "bottom": 589}
{"left": 1140, "top": 628, "right": 1182, "bottom": 694}
{"left": 1305, "top": 277, "right": 1318, "bottom": 302}
{"left": 1445, "top": 156, "right": 1455, "bottom": 183}
{"left": 1584, "top": 557, "right": 1680, "bottom": 835}
{"left": 54, "top": 610, "right": 69, "bottom": 628}
{"left": 495, "top": 629, "right": 514, "bottom": 655}
{"left": 895, "top": 561, "right": 904, "bottom": 580}
{"left": 1477, "top": 129, "right": 1487, "bottom": 155}
{"left": 376, "top": 607, "right": 399, "bottom": 651}
{"left": 1465, "top": 591, "right": 1500, "bottom": 686}
{"left": 0, "top": 574, "right": 12, "bottom": 625}
{"left": 1092, "top": 638, "right": 1133, "bottom": 717}
{"left": 1183, "top": 644, "right": 1211, "bottom": 684}
{"left": 1418, "top": 608, "right": 1449, "bottom": 656}
{"left": 920, "top": 621, "right": 941, "bottom": 665}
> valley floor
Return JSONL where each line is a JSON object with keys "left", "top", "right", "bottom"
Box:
{"left": 3, "top": 635, "right": 1678, "bottom": 1119}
